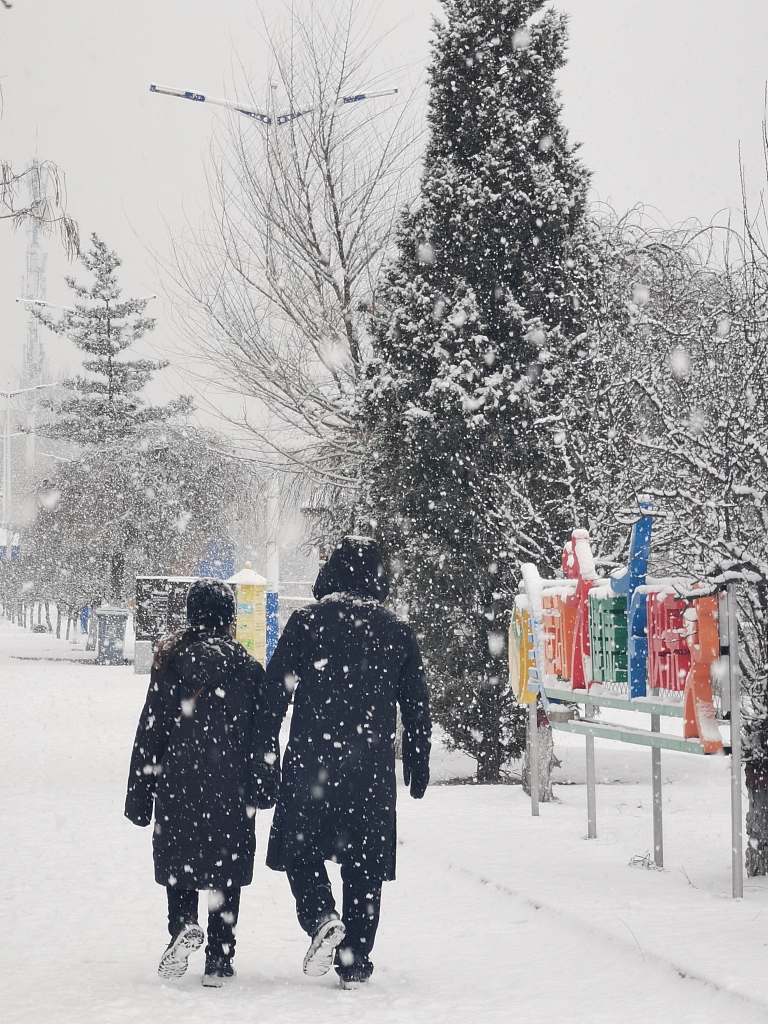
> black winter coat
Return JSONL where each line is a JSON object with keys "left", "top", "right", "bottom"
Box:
{"left": 260, "top": 542, "right": 431, "bottom": 882}
{"left": 125, "top": 629, "right": 267, "bottom": 889}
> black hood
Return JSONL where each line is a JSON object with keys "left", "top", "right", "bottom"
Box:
{"left": 313, "top": 536, "right": 389, "bottom": 602}
{"left": 187, "top": 577, "right": 236, "bottom": 630}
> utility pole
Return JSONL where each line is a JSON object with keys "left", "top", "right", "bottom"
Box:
{"left": 21, "top": 160, "right": 49, "bottom": 478}
{"left": 1, "top": 383, "right": 60, "bottom": 526}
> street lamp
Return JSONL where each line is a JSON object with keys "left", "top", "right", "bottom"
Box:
{"left": 1, "top": 382, "right": 60, "bottom": 525}
{"left": 149, "top": 82, "right": 398, "bottom": 127}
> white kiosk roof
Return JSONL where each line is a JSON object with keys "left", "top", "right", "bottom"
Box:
{"left": 227, "top": 562, "right": 267, "bottom": 586}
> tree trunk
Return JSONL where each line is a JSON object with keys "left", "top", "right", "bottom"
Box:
{"left": 110, "top": 552, "right": 125, "bottom": 603}
{"left": 66, "top": 614, "right": 71, "bottom": 641}
{"left": 746, "top": 776, "right": 768, "bottom": 875}
{"left": 477, "top": 739, "right": 502, "bottom": 782}
{"left": 522, "top": 705, "right": 555, "bottom": 801}
{"left": 45, "top": 602, "right": 52, "bottom": 633}
{"left": 476, "top": 682, "right": 503, "bottom": 782}
{"left": 56, "top": 604, "right": 62, "bottom": 639}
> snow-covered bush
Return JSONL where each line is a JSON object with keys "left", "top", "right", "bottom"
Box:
{"left": 595, "top": 214, "right": 768, "bottom": 874}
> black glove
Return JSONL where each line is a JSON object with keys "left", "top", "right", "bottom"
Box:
{"left": 124, "top": 807, "right": 152, "bottom": 827}
{"left": 402, "top": 731, "right": 429, "bottom": 800}
{"left": 252, "top": 757, "right": 280, "bottom": 810}
{"left": 124, "top": 785, "right": 153, "bottom": 827}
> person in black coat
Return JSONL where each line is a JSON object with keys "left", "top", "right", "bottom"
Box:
{"left": 125, "top": 578, "right": 276, "bottom": 987}
{"left": 257, "top": 536, "right": 431, "bottom": 987}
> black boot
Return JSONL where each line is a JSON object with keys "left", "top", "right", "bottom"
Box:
{"left": 202, "top": 955, "right": 236, "bottom": 987}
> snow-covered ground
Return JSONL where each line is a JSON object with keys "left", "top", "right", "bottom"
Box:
{"left": 3, "top": 617, "right": 768, "bottom": 1023}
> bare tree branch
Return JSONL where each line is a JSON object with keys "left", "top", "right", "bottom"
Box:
{"left": 0, "top": 158, "right": 80, "bottom": 256}
{"left": 161, "top": 1, "right": 424, "bottom": 500}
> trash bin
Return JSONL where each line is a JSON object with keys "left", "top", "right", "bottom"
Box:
{"left": 94, "top": 606, "right": 130, "bottom": 666}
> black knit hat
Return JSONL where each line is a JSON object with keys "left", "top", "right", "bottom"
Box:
{"left": 186, "top": 578, "right": 237, "bottom": 631}
{"left": 313, "top": 536, "right": 389, "bottom": 602}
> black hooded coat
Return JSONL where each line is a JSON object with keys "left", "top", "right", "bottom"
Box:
{"left": 125, "top": 629, "right": 268, "bottom": 889}
{"left": 260, "top": 537, "right": 431, "bottom": 881}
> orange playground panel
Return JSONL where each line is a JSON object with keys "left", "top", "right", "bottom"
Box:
{"left": 542, "top": 589, "right": 577, "bottom": 680}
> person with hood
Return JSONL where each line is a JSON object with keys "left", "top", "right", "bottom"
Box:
{"left": 256, "top": 536, "right": 431, "bottom": 988}
{"left": 125, "top": 578, "right": 276, "bottom": 987}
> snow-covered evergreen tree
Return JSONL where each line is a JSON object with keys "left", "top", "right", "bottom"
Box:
{"left": 360, "top": 0, "right": 600, "bottom": 780}
{"left": 36, "top": 234, "right": 189, "bottom": 444}
{"left": 29, "top": 235, "right": 220, "bottom": 602}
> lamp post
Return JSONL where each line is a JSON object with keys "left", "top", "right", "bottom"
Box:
{"left": 1, "top": 382, "right": 60, "bottom": 525}
{"left": 149, "top": 82, "right": 398, "bottom": 127}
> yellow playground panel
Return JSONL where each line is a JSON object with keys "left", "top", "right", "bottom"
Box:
{"left": 227, "top": 562, "right": 267, "bottom": 666}
{"left": 509, "top": 597, "right": 536, "bottom": 704}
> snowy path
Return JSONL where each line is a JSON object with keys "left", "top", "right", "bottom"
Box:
{"left": 3, "top": 620, "right": 768, "bottom": 1023}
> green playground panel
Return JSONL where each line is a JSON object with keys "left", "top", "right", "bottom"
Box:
{"left": 589, "top": 593, "right": 628, "bottom": 684}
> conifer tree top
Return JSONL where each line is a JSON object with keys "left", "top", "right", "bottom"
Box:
{"left": 36, "top": 233, "right": 190, "bottom": 445}
{"left": 428, "top": 0, "right": 574, "bottom": 165}
{"left": 373, "top": 0, "right": 594, "bottom": 367}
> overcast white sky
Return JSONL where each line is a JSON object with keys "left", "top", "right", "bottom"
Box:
{"left": 2, "top": 0, "right": 768, "bottom": 404}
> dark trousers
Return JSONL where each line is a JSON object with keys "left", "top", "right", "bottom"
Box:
{"left": 166, "top": 886, "right": 241, "bottom": 962}
{"left": 286, "top": 856, "right": 382, "bottom": 981}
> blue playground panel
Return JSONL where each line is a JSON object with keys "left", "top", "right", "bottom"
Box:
{"left": 266, "top": 590, "right": 279, "bottom": 664}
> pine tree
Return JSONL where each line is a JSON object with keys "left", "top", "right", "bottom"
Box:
{"left": 36, "top": 234, "right": 189, "bottom": 444}
{"left": 360, "top": 0, "right": 600, "bottom": 781}
{"left": 33, "top": 235, "right": 195, "bottom": 600}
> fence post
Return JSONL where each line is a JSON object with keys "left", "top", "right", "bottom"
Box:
{"left": 728, "top": 582, "right": 744, "bottom": 899}
{"left": 529, "top": 700, "right": 539, "bottom": 816}
{"left": 651, "top": 714, "right": 663, "bottom": 867}
{"left": 585, "top": 703, "right": 597, "bottom": 838}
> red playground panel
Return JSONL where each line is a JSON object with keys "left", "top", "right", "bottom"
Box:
{"left": 647, "top": 590, "right": 690, "bottom": 692}
{"left": 562, "top": 530, "right": 598, "bottom": 690}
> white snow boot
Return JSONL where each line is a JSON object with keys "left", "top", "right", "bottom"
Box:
{"left": 157, "top": 921, "right": 205, "bottom": 979}
{"left": 302, "top": 915, "right": 346, "bottom": 977}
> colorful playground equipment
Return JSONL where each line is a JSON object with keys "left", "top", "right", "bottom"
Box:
{"left": 510, "top": 504, "right": 744, "bottom": 898}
